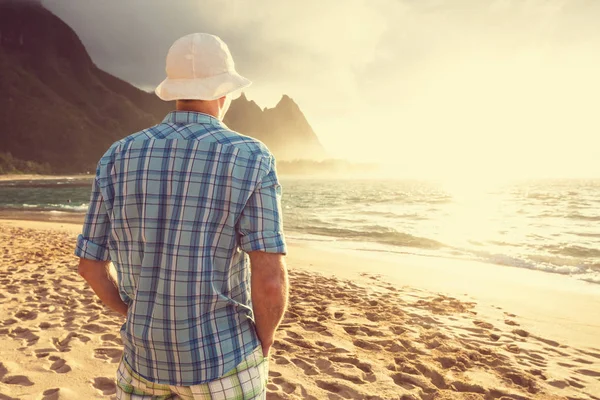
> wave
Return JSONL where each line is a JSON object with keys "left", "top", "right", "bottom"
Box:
{"left": 478, "top": 253, "right": 586, "bottom": 275}
{"left": 293, "top": 226, "right": 445, "bottom": 250}
{"left": 570, "top": 232, "right": 600, "bottom": 239}
{"left": 566, "top": 213, "right": 600, "bottom": 222}
{"left": 547, "top": 245, "right": 600, "bottom": 259}
{"left": 0, "top": 180, "right": 92, "bottom": 189}
{"left": 360, "top": 211, "right": 427, "bottom": 220}
{"left": 305, "top": 236, "right": 600, "bottom": 285}
{"left": 20, "top": 203, "right": 88, "bottom": 212}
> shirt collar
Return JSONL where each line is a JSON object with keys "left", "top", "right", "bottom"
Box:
{"left": 162, "top": 111, "right": 223, "bottom": 126}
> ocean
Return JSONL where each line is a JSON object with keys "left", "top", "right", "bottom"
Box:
{"left": 1, "top": 177, "right": 599, "bottom": 284}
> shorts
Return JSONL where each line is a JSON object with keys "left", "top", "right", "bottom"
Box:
{"left": 116, "top": 346, "right": 268, "bottom": 400}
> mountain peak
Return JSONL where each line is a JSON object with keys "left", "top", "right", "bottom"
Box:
{"left": 276, "top": 94, "right": 297, "bottom": 108}
{"left": 225, "top": 94, "right": 327, "bottom": 160}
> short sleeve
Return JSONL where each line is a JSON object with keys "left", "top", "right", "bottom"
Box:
{"left": 75, "top": 177, "right": 111, "bottom": 261}
{"left": 237, "top": 156, "right": 287, "bottom": 254}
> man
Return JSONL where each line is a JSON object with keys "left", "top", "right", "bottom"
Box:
{"left": 75, "top": 33, "right": 288, "bottom": 400}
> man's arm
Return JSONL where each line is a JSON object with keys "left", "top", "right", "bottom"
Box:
{"left": 78, "top": 258, "right": 128, "bottom": 317}
{"left": 249, "top": 251, "right": 288, "bottom": 357}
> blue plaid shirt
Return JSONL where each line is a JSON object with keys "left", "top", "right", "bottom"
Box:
{"left": 75, "top": 111, "right": 287, "bottom": 386}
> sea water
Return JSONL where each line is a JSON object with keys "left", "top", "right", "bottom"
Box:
{"left": 1, "top": 177, "right": 598, "bottom": 283}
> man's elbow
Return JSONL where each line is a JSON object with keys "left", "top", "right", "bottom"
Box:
{"left": 77, "top": 258, "right": 107, "bottom": 280}
{"left": 255, "top": 270, "right": 288, "bottom": 302}
{"left": 262, "top": 276, "right": 287, "bottom": 298}
{"left": 249, "top": 251, "right": 288, "bottom": 299}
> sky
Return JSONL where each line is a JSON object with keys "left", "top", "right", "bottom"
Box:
{"left": 41, "top": 0, "right": 600, "bottom": 180}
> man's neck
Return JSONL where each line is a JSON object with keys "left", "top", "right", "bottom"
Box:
{"left": 175, "top": 100, "right": 219, "bottom": 119}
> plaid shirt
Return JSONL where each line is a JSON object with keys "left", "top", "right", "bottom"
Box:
{"left": 75, "top": 111, "right": 286, "bottom": 386}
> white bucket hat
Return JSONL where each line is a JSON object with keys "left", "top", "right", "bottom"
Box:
{"left": 155, "top": 33, "right": 251, "bottom": 101}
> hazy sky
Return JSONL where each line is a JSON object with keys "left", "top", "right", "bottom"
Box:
{"left": 42, "top": 0, "right": 600, "bottom": 179}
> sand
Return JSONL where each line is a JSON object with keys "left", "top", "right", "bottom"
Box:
{"left": 0, "top": 219, "right": 599, "bottom": 400}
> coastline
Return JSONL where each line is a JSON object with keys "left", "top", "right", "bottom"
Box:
{"left": 0, "top": 174, "right": 93, "bottom": 182}
{"left": 0, "top": 218, "right": 598, "bottom": 398}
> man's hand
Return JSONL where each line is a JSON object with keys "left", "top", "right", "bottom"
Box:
{"left": 248, "top": 251, "right": 288, "bottom": 357}
{"left": 78, "top": 258, "right": 128, "bottom": 317}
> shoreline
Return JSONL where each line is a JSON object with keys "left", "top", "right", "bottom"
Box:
{"left": 0, "top": 174, "right": 93, "bottom": 182}
{"left": 0, "top": 219, "right": 599, "bottom": 398}
{"left": 1, "top": 208, "right": 598, "bottom": 287}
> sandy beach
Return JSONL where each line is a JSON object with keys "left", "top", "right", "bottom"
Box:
{"left": 0, "top": 219, "right": 599, "bottom": 400}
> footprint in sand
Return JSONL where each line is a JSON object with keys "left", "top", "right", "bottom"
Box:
{"left": 272, "top": 355, "right": 291, "bottom": 365}
{"left": 39, "top": 321, "right": 53, "bottom": 330}
{"left": 489, "top": 333, "right": 501, "bottom": 342}
{"left": 450, "top": 380, "right": 487, "bottom": 395}
{"left": 365, "top": 311, "right": 388, "bottom": 323}
{"left": 473, "top": 320, "right": 494, "bottom": 330}
{"left": 513, "top": 329, "right": 530, "bottom": 338}
{"left": 572, "top": 357, "right": 594, "bottom": 365}
{"left": 101, "top": 333, "right": 123, "bottom": 346}
{"left": 34, "top": 348, "right": 55, "bottom": 359}
{"left": 576, "top": 368, "right": 600, "bottom": 377}
{"left": 0, "top": 363, "right": 31, "bottom": 392}
{"left": 299, "top": 320, "right": 332, "bottom": 336}
{"left": 547, "top": 379, "right": 573, "bottom": 389}
{"left": 315, "top": 379, "right": 361, "bottom": 398}
{"left": 271, "top": 377, "right": 297, "bottom": 394}
{"left": 391, "top": 372, "right": 438, "bottom": 393}
{"left": 532, "top": 336, "right": 560, "bottom": 348}
{"left": 390, "top": 325, "right": 407, "bottom": 335}
{"left": 92, "top": 377, "right": 116, "bottom": 396}
{"left": 435, "top": 356, "right": 459, "bottom": 369}
{"left": 576, "top": 348, "right": 600, "bottom": 360}
{"left": 328, "top": 356, "right": 373, "bottom": 374}
{"left": 281, "top": 336, "right": 317, "bottom": 350}
{"left": 52, "top": 332, "right": 91, "bottom": 351}
{"left": 506, "top": 344, "right": 520, "bottom": 354}
{"left": 291, "top": 358, "right": 319, "bottom": 376}
{"left": 1, "top": 374, "right": 35, "bottom": 387}
{"left": 9, "top": 326, "right": 39, "bottom": 346}
{"left": 14, "top": 309, "right": 38, "bottom": 321}
{"left": 85, "top": 313, "right": 101, "bottom": 323}
{"left": 42, "top": 388, "right": 61, "bottom": 400}
{"left": 48, "top": 356, "right": 72, "bottom": 374}
{"left": 353, "top": 338, "right": 384, "bottom": 352}
{"left": 286, "top": 331, "right": 302, "bottom": 340}
{"left": 266, "top": 382, "right": 278, "bottom": 391}
{"left": 94, "top": 347, "right": 123, "bottom": 363}
{"left": 503, "top": 371, "right": 539, "bottom": 393}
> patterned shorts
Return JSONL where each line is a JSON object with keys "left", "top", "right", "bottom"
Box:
{"left": 116, "top": 347, "right": 268, "bottom": 400}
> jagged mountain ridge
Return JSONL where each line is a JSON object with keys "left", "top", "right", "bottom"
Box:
{"left": 224, "top": 94, "right": 327, "bottom": 161}
{"left": 0, "top": 1, "right": 326, "bottom": 173}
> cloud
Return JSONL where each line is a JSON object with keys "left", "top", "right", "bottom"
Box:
{"left": 40, "top": 0, "right": 600, "bottom": 177}
{"left": 41, "top": 1, "right": 387, "bottom": 107}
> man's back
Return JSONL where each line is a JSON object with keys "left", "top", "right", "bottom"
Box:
{"left": 76, "top": 111, "right": 286, "bottom": 385}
